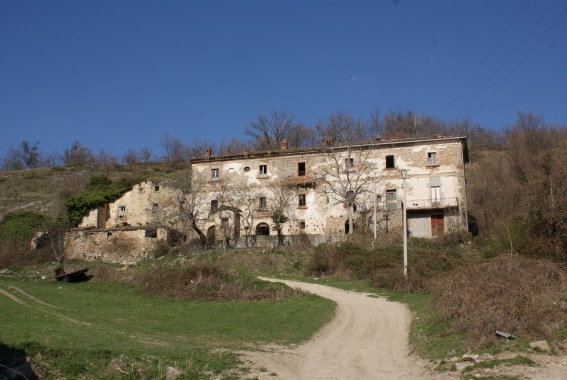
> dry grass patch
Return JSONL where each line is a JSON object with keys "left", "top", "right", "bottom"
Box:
{"left": 429, "top": 254, "right": 567, "bottom": 345}
{"left": 139, "top": 263, "right": 303, "bottom": 301}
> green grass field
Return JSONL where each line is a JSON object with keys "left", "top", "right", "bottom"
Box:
{"left": 0, "top": 277, "right": 335, "bottom": 379}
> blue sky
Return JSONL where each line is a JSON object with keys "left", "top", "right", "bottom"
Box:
{"left": 1, "top": 0, "right": 566, "bottom": 159}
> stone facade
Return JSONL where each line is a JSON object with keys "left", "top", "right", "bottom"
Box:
{"left": 65, "top": 226, "right": 170, "bottom": 263}
{"left": 65, "top": 181, "right": 191, "bottom": 262}
{"left": 65, "top": 136, "right": 469, "bottom": 262}
{"left": 191, "top": 136, "right": 469, "bottom": 245}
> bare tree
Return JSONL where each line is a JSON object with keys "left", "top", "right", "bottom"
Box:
{"left": 139, "top": 146, "right": 153, "bottom": 164}
{"left": 268, "top": 179, "right": 295, "bottom": 246}
{"left": 1, "top": 140, "right": 43, "bottom": 170}
{"left": 316, "top": 110, "right": 369, "bottom": 145}
{"left": 245, "top": 108, "right": 309, "bottom": 150}
{"left": 317, "top": 145, "right": 377, "bottom": 235}
{"left": 63, "top": 141, "right": 93, "bottom": 166}
{"left": 160, "top": 133, "right": 189, "bottom": 167}
{"left": 122, "top": 149, "right": 140, "bottom": 165}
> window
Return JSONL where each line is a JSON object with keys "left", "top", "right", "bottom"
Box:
{"left": 386, "top": 190, "right": 397, "bottom": 210}
{"left": 118, "top": 206, "right": 126, "bottom": 216}
{"left": 221, "top": 217, "right": 229, "bottom": 229}
{"left": 386, "top": 155, "right": 395, "bottom": 169}
{"left": 259, "top": 164, "right": 268, "bottom": 175}
{"left": 145, "top": 228, "right": 157, "bottom": 238}
{"left": 244, "top": 166, "right": 250, "bottom": 172}
{"left": 152, "top": 203, "right": 158, "bottom": 213}
{"left": 298, "top": 162, "right": 306, "bottom": 176}
{"left": 345, "top": 157, "right": 354, "bottom": 170}
{"left": 259, "top": 196, "right": 267, "bottom": 210}
{"left": 211, "top": 200, "right": 218, "bottom": 212}
{"left": 347, "top": 190, "right": 355, "bottom": 205}
{"left": 211, "top": 168, "right": 219, "bottom": 180}
{"left": 431, "top": 186, "right": 441, "bottom": 207}
{"left": 154, "top": 185, "right": 160, "bottom": 192}
{"left": 298, "top": 193, "right": 306, "bottom": 207}
{"left": 299, "top": 220, "right": 306, "bottom": 229}
{"left": 427, "top": 152, "right": 437, "bottom": 166}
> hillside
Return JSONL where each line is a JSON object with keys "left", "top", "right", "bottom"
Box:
{"left": 0, "top": 164, "right": 192, "bottom": 221}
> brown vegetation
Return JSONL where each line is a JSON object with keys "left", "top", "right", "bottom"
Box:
{"left": 138, "top": 263, "right": 303, "bottom": 301}
{"left": 429, "top": 255, "right": 567, "bottom": 344}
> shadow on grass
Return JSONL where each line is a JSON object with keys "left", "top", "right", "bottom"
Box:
{"left": 0, "top": 342, "right": 38, "bottom": 380}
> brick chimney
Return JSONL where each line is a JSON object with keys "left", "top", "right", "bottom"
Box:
{"left": 375, "top": 134, "right": 381, "bottom": 141}
{"left": 281, "top": 139, "right": 288, "bottom": 150}
{"left": 205, "top": 148, "right": 212, "bottom": 158}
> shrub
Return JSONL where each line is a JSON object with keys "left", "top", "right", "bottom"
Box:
{"left": 139, "top": 263, "right": 301, "bottom": 301}
{"left": 305, "top": 237, "right": 468, "bottom": 291}
{"left": 429, "top": 254, "right": 567, "bottom": 344}
{"left": 65, "top": 189, "right": 122, "bottom": 226}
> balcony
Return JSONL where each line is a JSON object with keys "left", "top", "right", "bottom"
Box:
{"left": 378, "top": 197, "right": 458, "bottom": 211}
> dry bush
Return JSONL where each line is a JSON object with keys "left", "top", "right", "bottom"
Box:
{"left": 139, "top": 263, "right": 301, "bottom": 301}
{"left": 92, "top": 264, "right": 123, "bottom": 282}
{"left": 0, "top": 242, "right": 54, "bottom": 269}
{"left": 429, "top": 254, "right": 567, "bottom": 344}
{"left": 306, "top": 236, "right": 468, "bottom": 291}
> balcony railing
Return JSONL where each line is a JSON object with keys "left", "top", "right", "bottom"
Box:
{"left": 378, "top": 197, "right": 458, "bottom": 210}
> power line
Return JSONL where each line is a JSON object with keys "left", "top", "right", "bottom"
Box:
{"left": 441, "top": 0, "right": 529, "bottom": 118}
{"left": 471, "top": 8, "right": 567, "bottom": 119}
{"left": 457, "top": 0, "right": 559, "bottom": 118}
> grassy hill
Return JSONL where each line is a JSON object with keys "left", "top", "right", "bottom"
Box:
{"left": 0, "top": 163, "right": 192, "bottom": 221}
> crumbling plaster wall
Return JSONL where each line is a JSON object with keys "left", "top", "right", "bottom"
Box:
{"left": 78, "top": 181, "right": 186, "bottom": 231}
{"left": 192, "top": 138, "right": 467, "bottom": 239}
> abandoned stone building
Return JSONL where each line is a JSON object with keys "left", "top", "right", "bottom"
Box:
{"left": 191, "top": 135, "right": 469, "bottom": 247}
{"left": 65, "top": 180, "right": 188, "bottom": 262}
{"left": 64, "top": 136, "right": 469, "bottom": 262}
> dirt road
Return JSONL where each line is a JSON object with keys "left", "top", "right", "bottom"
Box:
{"left": 241, "top": 278, "right": 432, "bottom": 380}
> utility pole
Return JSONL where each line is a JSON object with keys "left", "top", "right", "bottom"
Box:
{"left": 401, "top": 169, "right": 409, "bottom": 279}
{"left": 373, "top": 168, "right": 377, "bottom": 242}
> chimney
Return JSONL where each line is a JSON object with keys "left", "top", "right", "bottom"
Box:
{"left": 205, "top": 148, "right": 212, "bottom": 158}
{"left": 281, "top": 139, "right": 288, "bottom": 150}
{"left": 375, "top": 134, "right": 381, "bottom": 141}
{"left": 242, "top": 148, "right": 251, "bottom": 155}
{"left": 323, "top": 137, "right": 335, "bottom": 146}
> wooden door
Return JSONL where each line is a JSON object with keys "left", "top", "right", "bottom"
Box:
{"left": 431, "top": 215, "right": 444, "bottom": 237}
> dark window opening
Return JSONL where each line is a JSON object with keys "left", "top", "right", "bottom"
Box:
{"left": 152, "top": 203, "right": 158, "bottom": 213}
{"left": 145, "top": 229, "right": 157, "bottom": 238}
{"left": 298, "top": 162, "right": 306, "bottom": 176}
{"left": 259, "top": 165, "right": 268, "bottom": 175}
{"left": 345, "top": 157, "right": 354, "bottom": 170}
{"left": 211, "top": 200, "right": 218, "bottom": 212}
{"left": 386, "top": 155, "right": 395, "bottom": 169}
{"left": 299, "top": 220, "right": 306, "bottom": 229}
{"left": 154, "top": 185, "right": 160, "bottom": 192}
{"left": 298, "top": 193, "right": 306, "bottom": 207}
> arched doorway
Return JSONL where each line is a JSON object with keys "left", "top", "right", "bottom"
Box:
{"left": 206, "top": 225, "right": 216, "bottom": 244}
{"left": 256, "top": 223, "right": 270, "bottom": 236}
{"left": 344, "top": 220, "right": 355, "bottom": 234}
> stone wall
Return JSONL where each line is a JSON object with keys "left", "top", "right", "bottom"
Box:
{"left": 65, "top": 227, "right": 169, "bottom": 263}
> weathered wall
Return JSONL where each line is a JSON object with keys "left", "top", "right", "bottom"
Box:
{"left": 78, "top": 181, "right": 187, "bottom": 231}
{"left": 191, "top": 137, "right": 468, "bottom": 240}
{"left": 65, "top": 227, "right": 169, "bottom": 263}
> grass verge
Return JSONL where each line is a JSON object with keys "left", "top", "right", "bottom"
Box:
{"left": 0, "top": 277, "right": 335, "bottom": 379}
